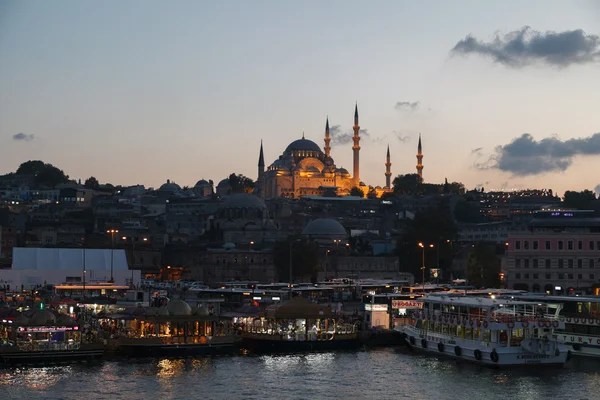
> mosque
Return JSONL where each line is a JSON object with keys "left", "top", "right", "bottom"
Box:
{"left": 255, "top": 104, "right": 424, "bottom": 199}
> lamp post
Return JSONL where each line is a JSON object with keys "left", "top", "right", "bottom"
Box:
{"left": 82, "top": 248, "right": 86, "bottom": 298}
{"left": 418, "top": 242, "right": 434, "bottom": 293}
{"left": 289, "top": 238, "right": 301, "bottom": 300}
{"left": 106, "top": 229, "right": 119, "bottom": 283}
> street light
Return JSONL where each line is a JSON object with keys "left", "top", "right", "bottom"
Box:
{"left": 418, "top": 242, "right": 434, "bottom": 293}
{"left": 289, "top": 238, "right": 302, "bottom": 300}
{"left": 106, "top": 229, "right": 119, "bottom": 283}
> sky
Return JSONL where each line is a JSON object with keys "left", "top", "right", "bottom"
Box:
{"left": 1, "top": 0, "right": 599, "bottom": 196}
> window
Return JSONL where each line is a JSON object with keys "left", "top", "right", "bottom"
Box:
{"left": 558, "top": 259, "right": 564, "bottom": 268}
{"left": 591, "top": 274, "right": 595, "bottom": 280}
{"left": 533, "top": 273, "right": 539, "bottom": 279}
{"left": 533, "top": 241, "right": 539, "bottom": 250}
{"left": 578, "top": 274, "right": 583, "bottom": 280}
{"left": 578, "top": 259, "right": 583, "bottom": 268}
{"left": 524, "top": 273, "right": 530, "bottom": 279}
{"left": 568, "top": 259, "right": 574, "bottom": 268}
{"left": 515, "top": 259, "right": 521, "bottom": 268}
{"left": 515, "top": 273, "right": 521, "bottom": 279}
{"left": 578, "top": 241, "right": 583, "bottom": 250}
{"left": 545, "top": 273, "right": 551, "bottom": 279}
{"left": 533, "top": 259, "right": 539, "bottom": 268}
{"left": 591, "top": 259, "right": 595, "bottom": 269}
{"left": 546, "top": 241, "right": 551, "bottom": 250}
{"left": 545, "top": 259, "right": 551, "bottom": 269}
{"left": 568, "top": 241, "right": 573, "bottom": 250}
{"left": 524, "top": 259, "right": 530, "bottom": 268}
{"left": 591, "top": 241, "right": 595, "bottom": 250}
{"left": 516, "top": 241, "right": 521, "bottom": 250}
{"left": 524, "top": 241, "right": 529, "bottom": 250}
{"left": 568, "top": 273, "right": 574, "bottom": 279}
{"left": 597, "top": 241, "right": 600, "bottom": 251}
{"left": 558, "top": 241, "right": 564, "bottom": 250}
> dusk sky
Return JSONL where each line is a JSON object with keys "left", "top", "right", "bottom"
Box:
{"left": 1, "top": 0, "right": 599, "bottom": 196}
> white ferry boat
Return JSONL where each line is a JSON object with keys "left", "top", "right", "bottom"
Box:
{"left": 394, "top": 293, "right": 569, "bottom": 367}
{"left": 511, "top": 294, "right": 600, "bottom": 358}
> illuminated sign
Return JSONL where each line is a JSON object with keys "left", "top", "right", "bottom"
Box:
{"left": 18, "top": 326, "right": 79, "bottom": 333}
{"left": 392, "top": 300, "right": 423, "bottom": 309}
{"left": 551, "top": 212, "right": 574, "bottom": 217}
{"left": 364, "top": 304, "right": 388, "bottom": 311}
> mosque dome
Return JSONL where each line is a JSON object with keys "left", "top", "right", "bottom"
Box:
{"left": 158, "top": 179, "right": 181, "bottom": 193}
{"left": 217, "top": 178, "right": 230, "bottom": 188}
{"left": 219, "top": 193, "right": 267, "bottom": 210}
{"left": 30, "top": 310, "right": 56, "bottom": 325}
{"left": 167, "top": 299, "right": 192, "bottom": 316}
{"left": 305, "top": 166, "right": 320, "bottom": 173}
{"left": 337, "top": 168, "right": 350, "bottom": 176}
{"left": 157, "top": 306, "right": 170, "bottom": 316}
{"left": 302, "top": 218, "right": 347, "bottom": 237}
{"left": 285, "top": 138, "right": 323, "bottom": 153}
{"left": 14, "top": 314, "right": 29, "bottom": 325}
{"left": 193, "top": 305, "right": 210, "bottom": 317}
{"left": 195, "top": 179, "right": 210, "bottom": 187}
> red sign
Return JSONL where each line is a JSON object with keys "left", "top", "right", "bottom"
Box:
{"left": 18, "top": 326, "right": 78, "bottom": 333}
{"left": 392, "top": 300, "right": 423, "bottom": 309}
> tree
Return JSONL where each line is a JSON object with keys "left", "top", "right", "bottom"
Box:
{"left": 395, "top": 206, "right": 457, "bottom": 280}
{"left": 16, "top": 160, "right": 69, "bottom": 187}
{"left": 563, "top": 190, "right": 597, "bottom": 210}
{"left": 392, "top": 173, "right": 423, "bottom": 195}
{"left": 272, "top": 237, "right": 320, "bottom": 283}
{"left": 350, "top": 187, "right": 364, "bottom": 197}
{"left": 84, "top": 176, "right": 100, "bottom": 189}
{"left": 228, "top": 173, "right": 255, "bottom": 194}
{"left": 466, "top": 244, "right": 501, "bottom": 288}
{"left": 454, "top": 200, "right": 482, "bottom": 223}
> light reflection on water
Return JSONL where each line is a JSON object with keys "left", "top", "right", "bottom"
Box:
{"left": 1, "top": 350, "right": 600, "bottom": 400}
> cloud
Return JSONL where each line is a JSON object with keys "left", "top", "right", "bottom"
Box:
{"left": 472, "top": 133, "right": 600, "bottom": 175}
{"left": 395, "top": 101, "right": 420, "bottom": 110}
{"left": 394, "top": 132, "right": 411, "bottom": 142}
{"left": 471, "top": 147, "right": 483, "bottom": 155}
{"left": 451, "top": 26, "right": 600, "bottom": 68}
{"left": 329, "top": 125, "right": 383, "bottom": 145}
{"left": 12, "top": 132, "right": 35, "bottom": 141}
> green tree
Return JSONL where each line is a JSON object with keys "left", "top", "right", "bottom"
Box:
{"left": 350, "top": 187, "right": 364, "bottom": 197}
{"left": 392, "top": 173, "right": 423, "bottom": 195}
{"left": 273, "top": 237, "right": 320, "bottom": 283}
{"left": 16, "top": 160, "right": 69, "bottom": 187}
{"left": 228, "top": 173, "right": 255, "bottom": 194}
{"left": 454, "top": 200, "right": 482, "bottom": 223}
{"left": 395, "top": 207, "right": 457, "bottom": 280}
{"left": 466, "top": 243, "right": 501, "bottom": 288}
{"left": 84, "top": 176, "right": 100, "bottom": 189}
{"left": 563, "top": 190, "right": 597, "bottom": 210}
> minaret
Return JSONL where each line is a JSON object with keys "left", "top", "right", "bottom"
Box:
{"left": 324, "top": 117, "right": 331, "bottom": 157}
{"left": 258, "top": 140, "right": 265, "bottom": 198}
{"left": 352, "top": 103, "right": 361, "bottom": 185}
{"left": 385, "top": 144, "right": 392, "bottom": 188}
{"left": 416, "top": 134, "right": 423, "bottom": 180}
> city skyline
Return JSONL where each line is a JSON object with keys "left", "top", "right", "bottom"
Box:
{"left": 1, "top": 1, "right": 599, "bottom": 195}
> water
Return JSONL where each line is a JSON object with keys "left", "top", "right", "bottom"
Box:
{"left": 1, "top": 349, "right": 600, "bottom": 400}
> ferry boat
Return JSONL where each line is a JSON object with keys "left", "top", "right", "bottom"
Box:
{"left": 395, "top": 293, "right": 569, "bottom": 367}
{"left": 0, "top": 309, "right": 104, "bottom": 367}
{"left": 242, "top": 297, "right": 361, "bottom": 353}
{"left": 110, "top": 300, "right": 240, "bottom": 358}
{"left": 511, "top": 294, "right": 600, "bottom": 358}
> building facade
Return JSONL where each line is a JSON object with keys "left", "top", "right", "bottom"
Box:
{"left": 505, "top": 210, "right": 600, "bottom": 294}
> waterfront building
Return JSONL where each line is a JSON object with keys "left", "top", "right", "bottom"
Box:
{"left": 505, "top": 210, "right": 600, "bottom": 294}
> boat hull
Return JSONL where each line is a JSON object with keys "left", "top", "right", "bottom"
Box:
{"left": 396, "top": 326, "right": 568, "bottom": 368}
{"left": 0, "top": 347, "right": 104, "bottom": 367}
{"left": 243, "top": 337, "right": 362, "bottom": 354}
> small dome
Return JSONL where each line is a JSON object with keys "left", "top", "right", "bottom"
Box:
{"left": 167, "top": 300, "right": 192, "bottom": 316}
{"left": 159, "top": 179, "right": 181, "bottom": 193}
{"left": 223, "top": 242, "right": 236, "bottom": 250}
{"left": 285, "top": 138, "right": 323, "bottom": 153}
{"left": 337, "top": 168, "right": 350, "bottom": 176}
{"left": 219, "top": 193, "right": 266, "bottom": 210}
{"left": 305, "top": 166, "right": 320, "bottom": 173}
{"left": 30, "top": 310, "right": 56, "bottom": 325}
{"left": 156, "top": 306, "right": 170, "bottom": 316}
{"left": 56, "top": 314, "right": 76, "bottom": 326}
{"left": 195, "top": 179, "right": 210, "bottom": 187}
{"left": 302, "top": 218, "right": 347, "bottom": 237}
{"left": 193, "top": 305, "right": 209, "bottom": 316}
{"left": 217, "top": 178, "right": 230, "bottom": 188}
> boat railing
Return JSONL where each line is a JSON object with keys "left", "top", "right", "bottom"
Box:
{"left": 415, "top": 310, "right": 560, "bottom": 324}
{"left": 17, "top": 341, "right": 81, "bottom": 352}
